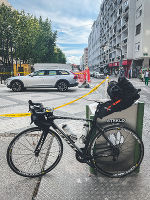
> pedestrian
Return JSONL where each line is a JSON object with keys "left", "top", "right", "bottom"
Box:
{"left": 141, "top": 71, "right": 144, "bottom": 82}
{"left": 119, "top": 67, "right": 125, "bottom": 78}
{"left": 144, "top": 69, "right": 149, "bottom": 86}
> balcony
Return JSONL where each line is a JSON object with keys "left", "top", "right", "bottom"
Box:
{"left": 117, "top": 16, "right": 121, "bottom": 20}
{"left": 125, "top": 6, "right": 129, "bottom": 12}
{"left": 122, "top": 24, "right": 127, "bottom": 30}
{"left": 119, "top": 0, "right": 122, "bottom": 5}
{"left": 123, "top": 38, "right": 127, "bottom": 43}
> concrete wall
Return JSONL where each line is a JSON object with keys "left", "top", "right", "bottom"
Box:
{"left": 127, "top": 0, "right": 136, "bottom": 59}
{"left": 143, "top": 0, "right": 150, "bottom": 59}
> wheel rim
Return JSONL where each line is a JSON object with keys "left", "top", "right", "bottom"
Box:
{"left": 8, "top": 128, "right": 62, "bottom": 177}
{"left": 12, "top": 82, "right": 22, "bottom": 92}
{"left": 91, "top": 126, "right": 144, "bottom": 177}
{"left": 57, "top": 81, "right": 68, "bottom": 91}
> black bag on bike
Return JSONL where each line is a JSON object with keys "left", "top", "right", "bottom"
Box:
{"left": 107, "top": 77, "right": 140, "bottom": 109}
{"left": 96, "top": 99, "right": 123, "bottom": 119}
{"left": 107, "top": 77, "right": 140, "bottom": 101}
{"left": 96, "top": 77, "right": 141, "bottom": 119}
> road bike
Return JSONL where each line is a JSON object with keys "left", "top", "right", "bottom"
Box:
{"left": 7, "top": 100, "right": 144, "bottom": 178}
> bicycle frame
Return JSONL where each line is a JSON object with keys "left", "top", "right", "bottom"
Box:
{"left": 34, "top": 114, "right": 103, "bottom": 162}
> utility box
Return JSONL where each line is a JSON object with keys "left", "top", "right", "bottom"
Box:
{"left": 86, "top": 100, "right": 144, "bottom": 174}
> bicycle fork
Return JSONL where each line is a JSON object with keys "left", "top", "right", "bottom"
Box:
{"left": 34, "top": 128, "right": 49, "bottom": 157}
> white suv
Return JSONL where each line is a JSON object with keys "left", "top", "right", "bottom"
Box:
{"left": 5, "top": 69, "right": 78, "bottom": 92}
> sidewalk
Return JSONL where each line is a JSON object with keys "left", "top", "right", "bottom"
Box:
{"left": 1, "top": 78, "right": 150, "bottom": 200}
{"left": 35, "top": 78, "right": 150, "bottom": 200}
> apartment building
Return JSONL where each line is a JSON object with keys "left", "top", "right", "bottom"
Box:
{"left": 88, "top": 0, "right": 150, "bottom": 76}
{"left": 80, "top": 47, "right": 88, "bottom": 70}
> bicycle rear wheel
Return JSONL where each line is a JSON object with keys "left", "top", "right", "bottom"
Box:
{"left": 90, "top": 125, "right": 144, "bottom": 178}
{"left": 7, "top": 127, "right": 63, "bottom": 177}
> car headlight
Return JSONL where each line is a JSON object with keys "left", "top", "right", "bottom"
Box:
{"left": 5, "top": 78, "right": 11, "bottom": 85}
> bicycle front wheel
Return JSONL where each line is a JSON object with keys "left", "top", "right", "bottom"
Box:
{"left": 90, "top": 125, "right": 144, "bottom": 178}
{"left": 7, "top": 127, "right": 63, "bottom": 178}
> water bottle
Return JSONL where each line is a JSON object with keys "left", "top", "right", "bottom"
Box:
{"left": 62, "top": 124, "right": 77, "bottom": 141}
{"left": 108, "top": 134, "right": 116, "bottom": 145}
{"left": 79, "top": 123, "right": 89, "bottom": 144}
{"left": 116, "top": 131, "right": 124, "bottom": 144}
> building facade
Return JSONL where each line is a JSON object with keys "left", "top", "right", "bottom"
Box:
{"left": 80, "top": 47, "right": 88, "bottom": 70}
{"left": 88, "top": 0, "right": 150, "bottom": 77}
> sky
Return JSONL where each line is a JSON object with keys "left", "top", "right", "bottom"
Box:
{"left": 8, "top": 0, "right": 102, "bottom": 65}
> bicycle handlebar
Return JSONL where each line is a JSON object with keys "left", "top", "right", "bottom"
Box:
{"left": 28, "top": 100, "right": 46, "bottom": 114}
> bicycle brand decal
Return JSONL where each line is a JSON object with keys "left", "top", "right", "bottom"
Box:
{"left": 106, "top": 118, "right": 126, "bottom": 123}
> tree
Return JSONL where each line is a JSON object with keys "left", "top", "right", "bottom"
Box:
{"left": 0, "top": 4, "right": 66, "bottom": 66}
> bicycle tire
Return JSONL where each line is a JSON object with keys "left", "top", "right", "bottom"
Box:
{"left": 7, "top": 127, "right": 63, "bottom": 178}
{"left": 90, "top": 125, "right": 144, "bottom": 178}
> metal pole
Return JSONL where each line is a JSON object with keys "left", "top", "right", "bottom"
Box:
{"left": 120, "top": 49, "right": 122, "bottom": 68}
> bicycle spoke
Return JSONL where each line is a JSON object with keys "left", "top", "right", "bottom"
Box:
{"left": 14, "top": 155, "right": 34, "bottom": 166}
{"left": 90, "top": 126, "right": 144, "bottom": 177}
{"left": 17, "top": 141, "right": 34, "bottom": 152}
{"left": 27, "top": 157, "right": 36, "bottom": 172}
{"left": 12, "top": 153, "right": 34, "bottom": 156}
{"left": 24, "top": 136, "right": 35, "bottom": 150}
{"left": 7, "top": 128, "right": 63, "bottom": 177}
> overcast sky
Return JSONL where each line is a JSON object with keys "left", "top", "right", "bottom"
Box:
{"left": 8, "top": 0, "right": 102, "bottom": 64}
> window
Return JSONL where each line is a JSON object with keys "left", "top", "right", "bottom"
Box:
{"left": 47, "top": 70, "right": 57, "bottom": 76}
{"left": 136, "top": 23, "right": 141, "bottom": 35}
{"left": 58, "top": 70, "right": 69, "bottom": 75}
{"left": 34, "top": 70, "right": 45, "bottom": 76}
{"left": 18, "top": 67, "right": 23, "bottom": 72}
{"left": 124, "top": 1, "right": 128, "bottom": 7}
{"left": 136, "top": 5, "right": 142, "bottom": 18}
{"left": 135, "top": 42, "right": 140, "bottom": 51}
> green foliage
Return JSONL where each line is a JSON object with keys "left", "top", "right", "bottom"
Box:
{"left": 0, "top": 4, "right": 66, "bottom": 65}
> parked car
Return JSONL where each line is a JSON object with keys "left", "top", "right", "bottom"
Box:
{"left": 90, "top": 71, "right": 94, "bottom": 77}
{"left": 94, "top": 72, "right": 105, "bottom": 79}
{"left": 94, "top": 72, "right": 100, "bottom": 78}
{"left": 98, "top": 73, "right": 105, "bottom": 79}
{"left": 5, "top": 69, "right": 78, "bottom": 92}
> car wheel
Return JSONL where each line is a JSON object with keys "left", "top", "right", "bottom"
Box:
{"left": 57, "top": 81, "right": 68, "bottom": 92}
{"left": 11, "top": 81, "right": 23, "bottom": 92}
